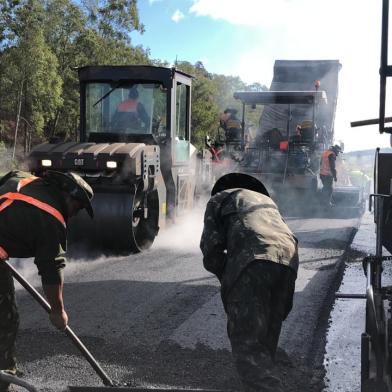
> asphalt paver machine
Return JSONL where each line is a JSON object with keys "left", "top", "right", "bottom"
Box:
{"left": 28, "top": 66, "right": 197, "bottom": 253}
{"left": 204, "top": 60, "right": 364, "bottom": 212}
{"left": 214, "top": 60, "right": 365, "bottom": 214}
{"left": 232, "top": 89, "right": 329, "bottom": 204}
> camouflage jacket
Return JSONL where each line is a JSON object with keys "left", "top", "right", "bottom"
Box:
{"left": 200, "top": 188, "right": 298, "bottom": 300}
{"left": 0, "top": 171, "right": 67, "bottom": 284}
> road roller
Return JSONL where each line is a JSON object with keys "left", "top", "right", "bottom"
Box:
{"left": 28, "top": 65, "right": 197, "bottom": 253}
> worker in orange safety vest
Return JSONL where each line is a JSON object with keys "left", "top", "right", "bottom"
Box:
{"left": 319, "top": 145, "right": 342, "bottom": 206}
{"left": 0, "top": 170, "right": 93, "bottom": 392}
{"left": 112, "top": 86, "right": 150, "bottom": 131}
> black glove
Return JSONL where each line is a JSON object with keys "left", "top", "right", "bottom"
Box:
{"left": 334, "top": 177, "right": 337, "bottom": 182}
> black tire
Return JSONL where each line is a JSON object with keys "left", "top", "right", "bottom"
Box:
{"left": 128, "top": 186, "right": 159, "bottom": 253}
{"left": 68, "top": 187, "right": 159, "bottom": 255}
{"left": 361, "top": 332, "right": 370, "bottom": 389}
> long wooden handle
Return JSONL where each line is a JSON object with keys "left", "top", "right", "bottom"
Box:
{"left": 4, "top": 261, "right": 114, "bottom": 387}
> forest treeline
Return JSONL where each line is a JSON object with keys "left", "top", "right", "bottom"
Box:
{"left": 0, "top": 0, "right": 266, "bottom": 159}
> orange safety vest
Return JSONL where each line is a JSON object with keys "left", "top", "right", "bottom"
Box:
{"left": 0, "top": 176, "right": 66, "bottom": 228}
{"left": 320, "top": 150, "right": 334, "bottom": 176}
{"left": 117, "top": 99, "right": 138, "bottom": 113}
{"left": 0, "top": 245, "right": 8, "bottom": 260}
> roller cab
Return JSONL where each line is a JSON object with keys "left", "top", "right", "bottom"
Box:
{"left": 28, "top": 66, "right": 196, "bottom": 253}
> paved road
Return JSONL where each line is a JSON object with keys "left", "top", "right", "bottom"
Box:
{"left": 10, "top": 207, "right": 359, "bottom": 391}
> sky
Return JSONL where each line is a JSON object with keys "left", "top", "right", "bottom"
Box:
{"left": 131, "top": 0, "right": 392, "bottom": 152}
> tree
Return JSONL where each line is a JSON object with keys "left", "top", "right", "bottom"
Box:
{"left": 0, "top": 0, "right": 265, "bottom": 157}
{"left": 0, "top": 0, "right": 62, "bottom": 153}
{"left": 80, "top": 0, "right": 144, "bottom": 42}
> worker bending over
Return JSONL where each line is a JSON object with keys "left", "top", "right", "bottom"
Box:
{"left": 319, "top": 144, "right": 342, "bottom": 206}
{"left": 0, "top": 170, "right": 93, "bottom": 392}
{"left": 200, "top": 173, "right": 298, "bottom": 392}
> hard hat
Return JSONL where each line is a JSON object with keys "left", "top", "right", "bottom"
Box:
{"left": 44, "top": 171, "right": 94, "bottom": 218}
{"left": 211, "top": 173, "right": 270, "bottom": 197}
{"left": 224, "top": 108, "right": 238, "bottom": 115}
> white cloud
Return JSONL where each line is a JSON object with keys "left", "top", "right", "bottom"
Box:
{"left": 172, "top": 9, "right": 185, "bottom": 23}
{"left": 189, "top": 0, "right": 389, "bottom": 151}
{"left": 190, "top": 0, "right": 328, "bottom": 29}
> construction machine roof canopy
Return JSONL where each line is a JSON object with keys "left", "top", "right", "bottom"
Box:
{"left": 78, "top": 65, "right": 193, "bottom": 89}
{"left": 233, "top": 90, "right": 327, "bottom": 105}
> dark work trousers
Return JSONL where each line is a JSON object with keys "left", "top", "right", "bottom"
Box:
{"left": 0, "top": 263, "right": 19, "bottom": 391}
{"left": 320, "top": 175, "right": 334, "bottom": 205}
{"left": 225, "top": 261, "right": 296, "bottom": 392}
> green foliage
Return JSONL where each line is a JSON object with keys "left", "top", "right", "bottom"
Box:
{"left": 0, "top": 0, "right": 265, "bottom": 153}
{"left": 80, "top": 0, "right": 144, "bottom": 42}
{"left": 175, "top": 61, "right": 267, "bottom": 149}
{"left": 0, "top": 140, "right": 17, "bottom": 171}
{"left": 0, "top": 0, "right": 150, "bottom": 145}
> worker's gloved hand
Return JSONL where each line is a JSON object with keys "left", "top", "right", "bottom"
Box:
{"left": 50, "top": 309, "right": 68, "bottom": 330}
{"left": 334, "top": 177, "right": 337, "bottom": 182}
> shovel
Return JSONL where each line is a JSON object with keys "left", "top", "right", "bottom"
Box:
{"left": 5, "top": 261, "right": 228, "bottom": 392}
{"left": 5, "top": 260, "right": 114, "bottom": 386}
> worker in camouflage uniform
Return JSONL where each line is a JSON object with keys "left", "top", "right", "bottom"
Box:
{"left": 0, "top": 170, "right": 93, "bottom": 392}
{"left": 200, "top": 173, "right": 298, "bottom": 392}
{"left": 219, "top": 108, "right": 242, "bottom": 143}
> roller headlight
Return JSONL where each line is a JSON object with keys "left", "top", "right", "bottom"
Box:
{"left": 106, "top": 161, "right": 117, "bottom": 169}
{"left": 41, "top": 159, "right": 52, "bottom": 167}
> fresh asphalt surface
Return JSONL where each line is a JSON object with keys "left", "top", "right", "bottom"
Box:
{"left": 9, "top": 204, "right": 360, "bottom": 392}
{"left": 324, "top": 211, "right": 392, "bottom": 392}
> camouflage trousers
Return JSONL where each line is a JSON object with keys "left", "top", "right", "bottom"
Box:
{"left": 0, "top": 262, "right": 19, "bottom": 390}
{"left": 224, "top": 261, "right": 296, "bottom": 392}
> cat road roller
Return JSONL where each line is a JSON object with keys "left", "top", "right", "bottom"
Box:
{"left": 28, "top": 65, "right": 197, "bottom": 253}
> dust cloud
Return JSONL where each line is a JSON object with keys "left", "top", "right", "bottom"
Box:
{"left": 153, "top": 199, "right": 208, "bottom": 252}
{"left": 7, "top": 258, "right": 39, "bottom": 287}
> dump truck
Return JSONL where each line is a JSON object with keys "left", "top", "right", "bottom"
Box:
{"left": 28, "top": 65, "right": 197, "bottom": 253}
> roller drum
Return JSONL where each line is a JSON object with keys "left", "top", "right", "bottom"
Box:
{"left": 68, "top": 188, "right": 159, "bottom": 254}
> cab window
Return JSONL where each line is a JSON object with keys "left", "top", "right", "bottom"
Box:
{"left": 175, "top": 83, "right": 190, "bottom": 162}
